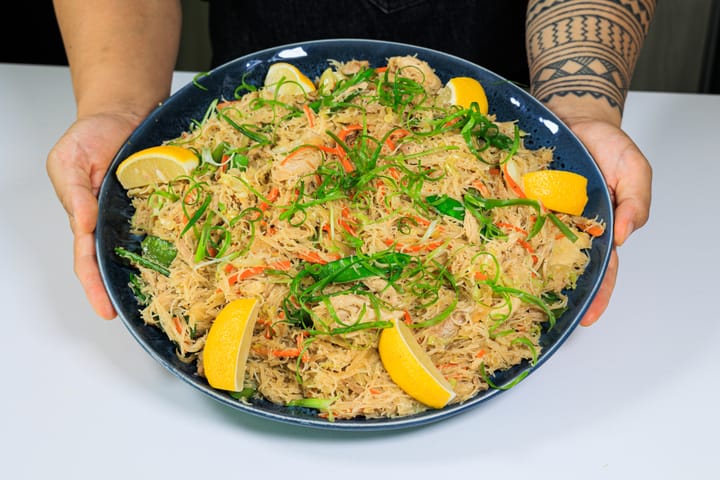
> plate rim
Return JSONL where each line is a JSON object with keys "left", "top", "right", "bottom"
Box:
{"left": 96, "top": 38, "right": 614, "bottom": 431}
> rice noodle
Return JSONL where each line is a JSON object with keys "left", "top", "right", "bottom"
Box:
{"left": 121, "top": 56, "right": 604, "bottom": 420}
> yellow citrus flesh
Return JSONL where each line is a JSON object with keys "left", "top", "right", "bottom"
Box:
{"left": 202, "top": 297, "right": 260, "bottom": 392}
{"left": 446, "top": 77, "right": 489, "bottom": 114}
{"left": 116, "top": 145, "right": 198, "bottom": 189}
{"left": 378, "top": 317, "right": 456, "bottom": 409}
{"left": 522, "top": 170, "right": 589, "bottom": 216}
{"left": 263, "top": 62, "right": 316, "bottom": 96}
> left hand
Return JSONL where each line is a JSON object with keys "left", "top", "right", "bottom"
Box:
{"left": 560, "top": 115, "right": 652, "bottom": 326}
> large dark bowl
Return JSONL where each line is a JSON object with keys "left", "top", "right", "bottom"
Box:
{"left": 97, "top": 39, "right": 613, "bottom": 431}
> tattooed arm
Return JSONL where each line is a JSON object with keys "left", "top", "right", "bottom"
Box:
{"left": 526, "top": 0, "right": 655, "bottom": 326}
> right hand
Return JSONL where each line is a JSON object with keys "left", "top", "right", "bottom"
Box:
{"left": 47, "top": 111, "right": 146, "bottom": 319}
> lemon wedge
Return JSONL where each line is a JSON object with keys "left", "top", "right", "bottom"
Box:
{"left": 446, "top": 76, "right": 489, "bottom": 114}
{"left": 317, "top": 67, "right": 339, "bottom": 94}
{"left": 522, "top": 170, "right": 589, "bottom": 216}
{"left": 264, "top": 62, "right": 316, "bottom": 96}
{"left": 203, "top": 297, "right": 260, "bottom": 392}
{"left": 378, "top": 317, "right": 456, "bottom": 409}
{"left": 116, "top": 145, "right": 198, "bottom": 189}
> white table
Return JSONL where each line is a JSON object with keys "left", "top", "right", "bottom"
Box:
{"left": 1, "top": 63, "right": 717, "bottom": 479}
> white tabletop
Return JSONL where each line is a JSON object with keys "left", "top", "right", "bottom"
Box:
{"left": 1, "top": 63, "right": 717, "bottom": 479}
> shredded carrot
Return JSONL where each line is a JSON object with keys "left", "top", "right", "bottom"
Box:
{"left": 338, "top": 219, "right": 356, "bottom": 236}
{"left": 271, "top": 348, "right": 301, "bottom": 358}
{"left": 385, "top": 128, "right": 410, "bottom": 152}
{"left": 472, "top": 179, "right": 491, "bottom": 198}
{"left": 444, "top": 117, "right": 461, "bottom": 128}
{"left": 437, "top": 362, "right": 459, "bottom": 370}
{"left": 320, "top": 125, "right": 362, "bottom": 173}
{"left": 280, "top": 144, "right": 317, "bottom": 166}
{"left": 297, "top": 251, "right": 329, "bottom": 264}
{"left": 172, "top": 317, "right": 183, "bottom": 335}
{"left": 271, "top": 260, "right": 292, "bottom": 271}
{"left": 338, "top": 206, "right": 358, "bottom": 235}
{"left": 369, "top": 388, "right": 382, "bottom": 395}
{"left": 403, "top": 310, "right": 412, "bottom": 325}
{"left": 236, "top": 266, "right": 267, "bottom": 281}
{"left": 384, "top": 238, "right": 444, "bottom": 253}
{"left": 374, "top": 66, "right": 388, "bottom": 73}
{"left": 502, "top": 162, "right": 526, "bottom": 198}
{"left": 339, "top": 156, "right": 355, "bottom": 173}
{"left": 259, "top": 186, "right": 280, "bottom": 211}
{"left": 488, "top": 167, "right": 501, "bottom": 176}
{"left": 410, "top": 215, "right": 431, "bottom": 226}
{"left": 581, "top": 224, "right": 605, "bottom": 237}
{"left": 272, "top": 336, "right": 309, "bottom": 362}
{"left": 517, "top": 239, "right": 538, "bottom": 264}
{"left": 228, "top": 260, "right": 291, "bottom": 285}
{"left": 403, "top": 240, "right": 444, "bottom": 253}
{"left": 259, "top": 220, "right": 278, "bottom": 236}
{"left": 337, "top": 123, "right": 363, "bottom": 141}
{"left": 474, "top": 271, "right": 489, "bottom": 281}
{"left": 264, "top": 324, "right": 274, "bottom": 339}
{"left": 496, "top": 221, "right": 527, "bottom": 235}
{"left": 302, "top": 104, "right": 315, "bottom": 128}
{"left": 496, "top": 222, "right": 538, "bottom": 264}
{"left": 317, "top": 144, "right": 339, "bottom": 155}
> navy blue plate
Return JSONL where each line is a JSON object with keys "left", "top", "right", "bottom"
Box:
{"left": 97, "top": 39, "right": 613, "bottom": 431}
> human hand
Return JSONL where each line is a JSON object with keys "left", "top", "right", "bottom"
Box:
{"left": 560, "top": 116, "right": 652, "bottom": 326}
{"left": 47, "top": 112, "right": 145, "bottom": 319}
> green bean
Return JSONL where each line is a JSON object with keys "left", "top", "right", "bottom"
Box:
{"left": 114, "top": 247, "right": 170, "bottom": 277}
{"left": 309, "top": 252, "right": 412, "bottom": 284}
{"left": 140, "top": 235, "right": 177, "bottom": 268}
{"left": 426, "top": 194, "right": 466, "bottom": 221}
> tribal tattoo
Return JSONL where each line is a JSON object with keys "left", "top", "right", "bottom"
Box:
{"left": 526, "top": 0, "right": 656, "bottom": 112}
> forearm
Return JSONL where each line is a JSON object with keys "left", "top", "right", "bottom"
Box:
{"left": 53, "top": 0, "right": 182, "bottom": 120}
{"left": 526, "top": 0, "right": 656, "bottom": 125}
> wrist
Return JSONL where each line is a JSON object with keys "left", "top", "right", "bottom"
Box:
{"left": 542, "top": 94, "right": 622, "bottom": 129}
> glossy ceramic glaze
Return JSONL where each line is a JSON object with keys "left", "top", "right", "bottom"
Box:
{"left": 96, "top": 39, "right": 613, "bottom": 431}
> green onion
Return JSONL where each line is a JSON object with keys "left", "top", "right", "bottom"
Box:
{"left": 180, "top": 191, "right": 212, "bottom": 237}
{"left": 480, "top": 362, "right": 530, "bottom": 391}
{"left": 548, "top": 212, "right": 579, "bottom": 242}
{"left": 287, "top": 397, "right": 337, "bottom": 421}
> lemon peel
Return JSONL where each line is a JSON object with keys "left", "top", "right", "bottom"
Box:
{"left": 116, "top": 145, "right": 198, "bottom": 189}
{"left": 264, "top": 62, "right": 316, "bottom": 96}
{"left": 203, "top": 297, "right": 260, "bottom": 392}
{"left": 378, "top": 317, "right": 456, "bottom": 409}
{"left": 522, "top": 170, "right": 589, "bottom": 216}
{"left": 446, "top": 76, "right": 489, "bottom": 114}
